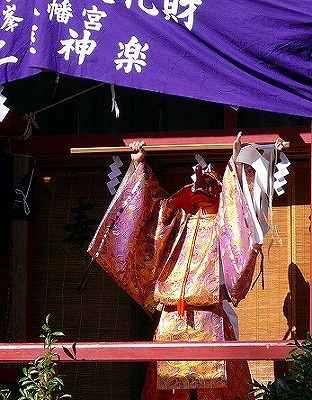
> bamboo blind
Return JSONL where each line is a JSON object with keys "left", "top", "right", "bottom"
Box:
{"left": 32, "top": 154, "right": 310, "bottom": 399}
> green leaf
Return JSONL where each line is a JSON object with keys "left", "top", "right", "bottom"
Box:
{"left": 53, "top": 332, "right": 65, "bottom": 337}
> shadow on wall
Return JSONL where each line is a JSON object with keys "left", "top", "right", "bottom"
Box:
{"left": 274, "top": 262, "right": 310, "bottom": 379}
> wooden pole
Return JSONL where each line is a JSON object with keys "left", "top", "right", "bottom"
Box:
{"left": 70, "top": 143, "right": 234, "bottom": 154}
{"left": 71, "top": 140, "right": 289, "bottom": 154}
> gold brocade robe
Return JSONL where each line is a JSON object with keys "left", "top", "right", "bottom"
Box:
{"left": 88, "top": 159, "right": 259, "bottom": 391}
{"left": 154, "top": 210, "right": 228, "bottom": 390}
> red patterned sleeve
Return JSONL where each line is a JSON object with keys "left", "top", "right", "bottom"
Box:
{"left": 88, "top": 162, "right": 167, "bottom": 314}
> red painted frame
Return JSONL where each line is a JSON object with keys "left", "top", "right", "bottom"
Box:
{"left": 2, "top": 125, "right": 310, "bottom": 366}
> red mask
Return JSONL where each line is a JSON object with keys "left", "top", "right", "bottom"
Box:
{"left": 171, "top": 165, "right": 222, "bottom": 214}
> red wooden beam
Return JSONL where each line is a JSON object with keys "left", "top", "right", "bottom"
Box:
{"left": 0, "top": 341, "right": 294, "bottom": 363}
{"left": 310, "top": 122, "right": 312, "bottom": 333}
{"left": 10, "top": 127, "right": 311, "bottom": 156}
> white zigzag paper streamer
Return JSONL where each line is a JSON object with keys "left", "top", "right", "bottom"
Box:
{"left": 0, "top": 85, "right": 9, "bottom": 122}
{"left": 107, "top": 156, "right": 123, "bottom": 195}
{"left": 274, "top": 152, "right": 290, "bottom": 196}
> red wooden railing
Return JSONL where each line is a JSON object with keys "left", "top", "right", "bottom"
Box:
{"left": 0, "top": 340, "right": 295, "bottom": 363}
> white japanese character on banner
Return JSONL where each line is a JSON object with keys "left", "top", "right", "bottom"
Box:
{"left": 47, "top": 0, "right": 73, "bottom": 23}
{"left": 82, "top": 6, "right": 107, "bottom": 31}
{"left": 115, "top": 36, "right": 149, "bottom": 73}
{"left": 30, "top": 25, "right": 38, "bottom": 54}
{"left": 125, "top": 0, "right": 158, "bottom": 16}
{"left": 163, "top": 0, "right": 178, "bottom": 21}
{"left": 163, "top": 0, "right": 202, "bottom": 30}
{"left": 30, "top": 8, "right": 40, "bottom": 55}
{"left": 58, "top": 29, "right": 97, "bottom": 65}
{"left": 1, "top": 4, "right": 24, "bottom": 32}
{"left": 0, "top": 40, "right": 18, "bottom": 65}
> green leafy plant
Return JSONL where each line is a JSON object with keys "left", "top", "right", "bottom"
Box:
{"left": 0, "top": 389, "right": 11, "bottom": 400}
{"left": 237, "top": 333, "right": 312, "bottom": 400}
{"left": 0, "top": 315, "right": 71, "bottom": 400}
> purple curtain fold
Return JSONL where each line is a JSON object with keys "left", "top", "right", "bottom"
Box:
{"left": 0, "top": 0, "right": 311, "bottom": 116}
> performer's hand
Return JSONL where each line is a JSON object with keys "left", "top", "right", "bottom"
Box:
{"left": 275, "top": 137, "right": 289, "bottom": 150}
{"left": 233, "top": 132, "right": 243, "bottom": 185}
{"left": 233, "top": 131, "right": 242, "bottom": 162}
{"left": 129, "top": 141, "right": 146, "bottom": 167}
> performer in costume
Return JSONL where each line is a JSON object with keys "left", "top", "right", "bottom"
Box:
{"left": 88, "top": 133, "right": 289, "bottom": 400}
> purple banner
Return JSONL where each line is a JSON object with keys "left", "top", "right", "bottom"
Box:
{"left": 0, "top": 0, "right": 311, "bottom": 116}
